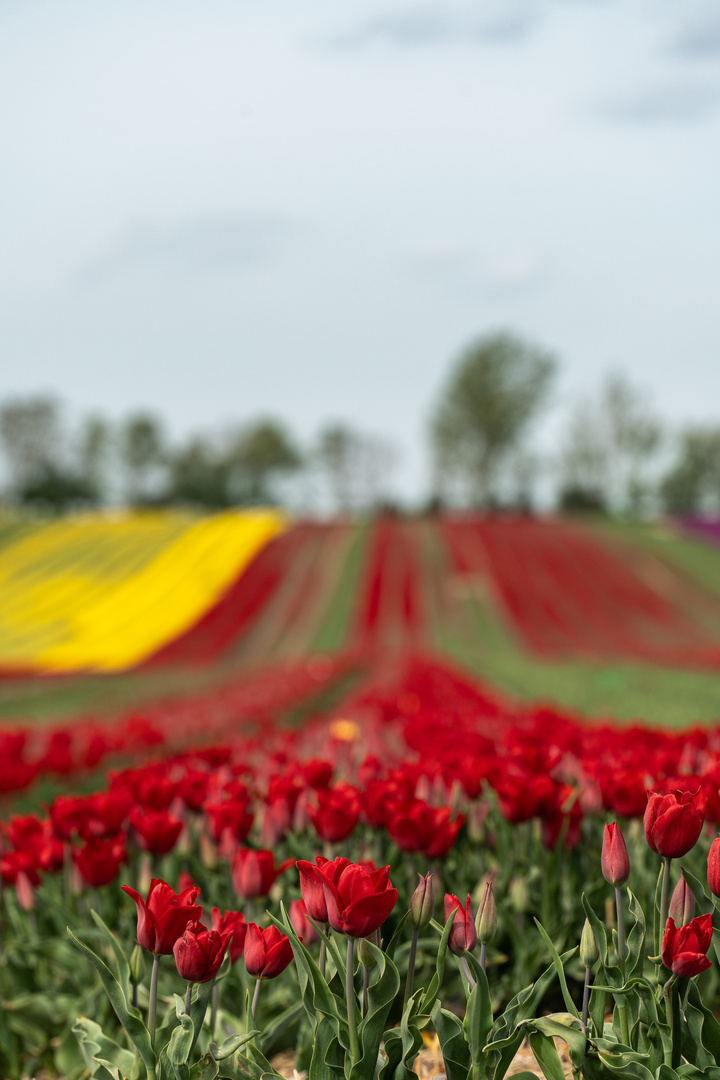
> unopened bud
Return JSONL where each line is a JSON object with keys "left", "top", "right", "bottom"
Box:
{"left": 475, "top": 881, "right": 497, "bottom": 945}
{"left": 409, "top": 872, "right": 435, "bottom": 931}
{"left": 130, "top": 943, "right": 145, "bottom": 987}
{"left": 15, "top": 871, "right": 36, "bottom": 913}
{"left": 358, "top": 932, "right": 379, "bottom": 969}
{"left": 601, "top": 822, "right": 629, "bottom": 888}
{"left": 668, "top": 874, "right": 695, "bottom": 928}
{"left": 579, "top": 919, "right": 598, "bottom": 968}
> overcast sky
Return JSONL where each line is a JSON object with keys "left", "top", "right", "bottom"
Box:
{"left": 2, "top": 0, "right": 719, "bottom": 502}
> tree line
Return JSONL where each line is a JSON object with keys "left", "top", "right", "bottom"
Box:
{"left": 1, "top": 331, "right": 718, "bottom": 515}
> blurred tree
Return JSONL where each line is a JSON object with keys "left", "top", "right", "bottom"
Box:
{"left": 167, "top": 436, "right": 232, "bottom": 508}
{"left": 0, "top": 396, "right": 63, "bottom": 495}
{"left": 660, "top": 426, "right": 720, "bottom": 512}
{"left": 557, "top": 374, "right": 662, "bottom": 514}
{"left": 227, "top": 419, "right": 302, "bottom": 502}
{"left": 431, "top": 331, "right": 556, "bottom": 506}
{"left": 316, "top": 424, "right": 359, "bottom": 512}
{"left": 77, "top": 415, "right": 112, "bottom": 503}
{"left": 120, "top": 413, "right": 165, "bottom": 504}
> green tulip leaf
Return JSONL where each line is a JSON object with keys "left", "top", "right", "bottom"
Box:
{"left": 72, "top": 1016, "right": 136, "bottom": 1080}
{"left": 90, "top": 909, "right": 133, "bottom": 1005}
{"left": 533, "top": 919, "right": 580, "bottom": 1019}
{"left": 419, "top": 907, "right": 456, "bottom": 1015}
{"left": 352, "top": 940, "right": 401, "bottom": 1080}
{"left": 67, "top": 925, "right": 156, "bottom": 1075}
{"left": 529, "top": 1030, "right": 566, "bottom": 1080}
{"left": 431, "top": 1000, "right": 472, "bottom": 1080}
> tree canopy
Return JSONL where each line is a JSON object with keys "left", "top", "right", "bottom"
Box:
{"left": 431, "top": 331, "right": 556, "bottom": 505}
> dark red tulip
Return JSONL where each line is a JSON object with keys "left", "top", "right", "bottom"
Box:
{"left": 289, "top": 898, "right": 319, "bottom": 946}
{"left": 129, "top": 808, "right": 183, "bottom": 856}
{"left": 211, "top": 907, "right": 248, "bottom": 965}
{"left": 644, "top": 789, "right": 707, "bottom": 859}
{"left": 174, "top": 922, "right": 232, "bottom": 983}
{"left": 231, "top": 848, "right": 293, "bottom": 900}
{"left": 244, "top": 923, "right": 294, "bottom": 979}
{"left": 601, "top": 822, "right": 630, "bottom": 887}
{"left": 296, "top": 855, "right": 351, "bottom": 923}
{"left": 205, "top": 800, "right": 254, "bottom": 845}
{"left": 444, "top": 893, "right": 477, "bottom": 956}
{"left": 321, "top": 860, "right": 398, "bottom": 938}
{"left": 668, "top": 875, "right": 695, "bottom": 928}
{"left": 309, "top": 784, "right": 361, "bottom": 843}
{"left": 122, "top": 878, "right": 202, "bottom": 955}
{"left": 661, "top": 914, "right": 713, "bottom": 977}
{"left": 708, "top": 837, "right": 720, "bottom": 897}
{"left": 73, "top": 834, "right": 127, "bottom": 888}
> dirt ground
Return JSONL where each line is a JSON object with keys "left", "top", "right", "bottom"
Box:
{"left": 269, "top": 1034, "right": 574, "bottom": 1079}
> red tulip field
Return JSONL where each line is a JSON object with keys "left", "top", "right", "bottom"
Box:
{"left": 3, "top": 513, "right": 720, "bottom": 1080}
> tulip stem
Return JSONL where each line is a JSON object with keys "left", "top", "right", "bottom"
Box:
{"left": 185, "top": 981, "right": 193, "bottom": 1016}
{"left": 319, "top": 936, "right": 327, "bottom": 980}
{"left": 480, "top": 943, "right": 487, "bottom": 972}
{"left": 210, "top": 982, "right": 219, "bottom": 1039}
{"left": 346, "top": 937, "right": 360, "bottom": 1062}
{"left": 663, "top": 975, "right": 677, "bottom": 1067}
{"left": 660, "top": 858, "right": 672, "bottom": 954}
{"left": 615, "top": 886, "right": 626, "bottom": 981}
{"left": 403, "top": 928, "right": 419, "bottom": 1013}
{"left": 460, "top": 956, "right": 476, "bottom": 992}
{"left": 363, "top": 966, "right": 369, "bottom": 1018}
{"left": 148, "top": 954, "right": 160, "bottom": 1050}
{"left": 581, "top": 965, "right": 591, "bottom": 1029}
{"left": 251, "top": 978, "right": 261, "bottom": 1027}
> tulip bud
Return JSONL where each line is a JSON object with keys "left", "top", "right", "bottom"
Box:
{"left": 601, "top": 822, "right": 630, "bottom": 887}
{"left": 668, "top": 874, "right": 695, "bottom": 927}
{"left": 579, "top": 918, "right": 598, "bottom": 968}
{"left": 15, "top": 871, "right": 36, "bottom": 913}
{"left": 357, "top": 936, "right": 377, "bottom": 969}
{"left": 409, "top": 872, "right": 434, "bottom": 931}
{"left": 708, "top": 837, "right": 720, "bottom": 898}
{"left": 475, "top": 881, "right": 497, "bottom": 945}
{"left": 130, "top": 943, "right": 145, "bottom": 987}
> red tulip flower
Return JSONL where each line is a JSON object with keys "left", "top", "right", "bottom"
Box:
{"left": 321, "top": 860, "right": 398, "bottom": 938}
{"left": 296, "top": 855, "right": 347, "bottom": 923}
{"left": 644, "top": 789, "right": 707, "bottom": 859}
{"left": 289, "top": 898, "right": 319, "bottom": 946}
{"left": 174, "top": 921, "right": 232, "bottom": 983}
{"left": 708, "top": 837, "right": 720, "bottom": 898}
{"left": 661, "top": 914, "right": 713, "bottom": 978}
{"left": 231, "top": 848, "right": 293, "bottom": 900}
{"left": 244, "top": 923, "right": 294, "bottom": 979}
{"left": 601, "top": 822, "right": 630, "bottom": 887}
{"left": 73, "top": 834, "right": 127, "bottom": 888}
{"left": 211, "top": 907, "right": 248, "bottom": 965}
{"left": 122, "top": 878, "right": 202, "bottom": 955}
{"left": 309, "top": 784, "right": 361, "bottom": 843}
{"left": 444, "top": 893, "right": 477, "bottom": 957}
{"left": 129, "top": 808, "right": 183, "bottom": 856}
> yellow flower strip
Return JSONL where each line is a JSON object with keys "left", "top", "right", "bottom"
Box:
{"left": 0, "top": 510, "right": 285, "bottom": 672}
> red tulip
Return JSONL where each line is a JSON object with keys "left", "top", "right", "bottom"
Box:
{"left": 296, "top": 855, "right": 350, "bottom": 923}
{"left": 73, "top": 834, "right": 127, "bottom": 888}
{"left": 661, "top": 914, "right": 713, "bottom": 978}
{"left": 601, "top": 822, "right": 630, "bottom": 887}
{"left": 309, "top": 784, "right": 361, "bottom": 843}
{"left": 174, "top": 922, "right": 232, "bottom": 983}
{"left": 444, "top": 893, "right": 477, "bottom": 956}
{"left": 231, "top": 848, "right": 293, "bottom": 900}
{"left": 289, "top": 898, "right": 319, "bottom": 946}
{"left": 244, "top": 923, "right": 294, "bottom": 979}
{"left": 122, "top": 878, "right": 202, "bottom": 955}
{"left": 205, "top": 801, "right": 254, "bottom": 845}
{"left": 211, "top": 908, "right": 248, "bottom": 965}
{"left": 321, "top": 860, "right": 398, "bottom": 938}
{"left": 708, "top": 837, "right": 720, "bottom": 897}
{"left": 129, "top": 808, "right": 183, "bottom": 856}
{"left": 668, "top": 875, "right": 695, "bottom": 928}
{"left": 644, "top": 789, "right": 707, "bottom": 859}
